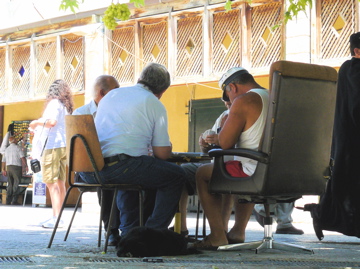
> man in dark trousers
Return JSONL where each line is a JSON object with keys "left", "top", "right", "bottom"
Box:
{"left": 73, "top": 75, "right": 121, "bottom": 246}
{"left": 305, "top": 32, "right": 360, "bottom": 240}
{"left": 80, "top": 63, "right": 186, "bottom": 237}
{"left": 1, "top": 136, "right": 28, "bottom": 205}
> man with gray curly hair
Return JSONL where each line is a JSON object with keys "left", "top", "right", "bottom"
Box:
{"left": 80, "top": 63, "right": 186, "bottom": 236}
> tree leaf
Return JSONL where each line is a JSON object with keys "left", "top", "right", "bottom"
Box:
{"left": 225, "top": 0, "right": 232, "bottom": 11}
{"left": 130, "top": 0, "right": 145, "bottom": 8}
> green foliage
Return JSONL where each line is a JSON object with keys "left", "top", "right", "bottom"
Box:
{"left": 130, "top": 0, "right": 145, "bottom": 8}
{"left": 284, "top": 0, "right": 312, "bottom": 24}
{"left": 59, "top": 0, "right": 84, "bottom": 13}
{"left": 59, "top": 0, "right": 315, "bottom": 23}
{"left": 225, "top": 0, "right": 232, "bottom": 11}
{"left": 58, "top": 0, "right": 360, "bottom": 30}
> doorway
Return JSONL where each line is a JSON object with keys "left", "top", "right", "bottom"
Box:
{"left": 188, "top": 98, "right": 227, "bottom": 152}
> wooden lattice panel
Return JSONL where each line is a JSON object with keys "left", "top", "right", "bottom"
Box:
{"left": 12, "top": 45, "right": 31, "bottom": 101}
{"left": 141, "top": 21, "right": 168, "bottom": 69}
{"left": 63, "top": 34, "right": 85, "bottom": 92}
{"left": 111, "top": 26, "right": 135, "bottom": 84}
{"left": 320, "top": 0, "right": 356, "bottom": 60}
{"left": 251, "top": 2, "right": 282, "bottom": 68}
{"left": 0, "top": 49, "right": 5, "bottom": 102}
{"left": 35, "top": 41, "right": 57, "bottom": 97}
{"left": 212, "top": 9, "right": 241, "bottom": 74}
{"left": 176, "top": 15, "right": 203, "bottom": 77}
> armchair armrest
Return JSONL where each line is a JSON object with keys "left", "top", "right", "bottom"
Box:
{"left": 208, "top": 148, "right": 269, "bottom": 164}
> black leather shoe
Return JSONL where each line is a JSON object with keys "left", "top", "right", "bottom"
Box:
{"left": 303, "top": 203, "right": 324, "bottom": 240}
{"left": 107, "top": 234, "right": 120, "bottom": 246}
{"left": 275, "top": 226, "right": 304, "bottom": 235}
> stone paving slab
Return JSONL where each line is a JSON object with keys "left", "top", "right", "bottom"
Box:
{"left": 0, "top": 199, "right": 359, "bottom": 269}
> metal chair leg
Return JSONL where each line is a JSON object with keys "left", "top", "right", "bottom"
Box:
{"left": 64, "top": 191, "right": 84, "bottom": 241}
{"left": 195, "top": 199, "right": 200, "bottom": 240}
{"left": 98, "top": 189, "right": 104, "bottom": 248}
{"left": 48, "top": 186, "right": 73, "bottom": 248}
{"left": 103, "top": 188, "right": 144, "bottom": 253}
{"left": 202, "top": 210, "right": 206, "bottom": 238}
{"left": 22, "top": 187, "right": 29, "bottom": 206}
{"left": 138, "top": 190, "right": 144, "bottom": 226}
{"left": 218, "top": 205, "right": 313, "bottom": 254}
{"left": 104, "top": 188, "right": 118, "bottom": 253}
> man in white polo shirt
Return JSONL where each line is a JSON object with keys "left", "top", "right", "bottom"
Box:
{"left": 80, "top": 63, "right": 186, "bottom": 236}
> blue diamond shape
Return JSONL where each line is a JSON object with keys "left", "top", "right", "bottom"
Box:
{"left": 19, "top": 66, "right": 25, "bottom": 77}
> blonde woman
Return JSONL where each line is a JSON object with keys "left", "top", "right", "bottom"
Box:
{"left": 30, "top": 79, "right": 74, "bottom": 228}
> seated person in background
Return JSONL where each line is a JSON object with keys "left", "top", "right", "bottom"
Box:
{"left": 177, "top": 100, "right": 234, "bottom": 236}
{"left": 80, "top": 63, "right": 186, "bottom": 236}
{"left": 73, "top": 75, "right": 122, "bottom": 246}
{"left": 193, "top": 67, "right": 269, "bottom": 249}
{"left": 253, "top": 203, "right": 304, "bottom": 235}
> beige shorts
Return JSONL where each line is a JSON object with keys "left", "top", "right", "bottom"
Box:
{"left": 41, "top": 147, "right": 66, "bottom": 184}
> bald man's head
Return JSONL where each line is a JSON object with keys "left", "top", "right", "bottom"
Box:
{"left": 93, "top": 75, "right": 120, "bottom": 104}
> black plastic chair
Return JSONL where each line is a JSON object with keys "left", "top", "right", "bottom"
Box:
{"left": 208, "top": 60, "right": 338, "bottom": 254}
{"left": 47, "top": 115, "right": 144, "bottom": 253}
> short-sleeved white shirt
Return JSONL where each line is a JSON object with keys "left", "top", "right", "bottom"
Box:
{"left": 72, "top": 99, "right": 97, "bottom": 117}
{"left": 2, "top": 143, "right": 24, "bottom": 166}
{"left": 211, "top": 110, "right": 229, "bottom": 133}
{"left": 42, "top": 99, "right": 69, "bottom": 149}
{"left": 95, "top": 84, "right": 170, "bottom": 158}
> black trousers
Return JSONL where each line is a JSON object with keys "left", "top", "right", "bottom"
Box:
{"left": 97, "top": 188, "right": 157, "bottom": 236}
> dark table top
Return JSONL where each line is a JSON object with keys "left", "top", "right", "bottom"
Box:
{"left": 167, "top": 152, "right": 212, "bottom": 163}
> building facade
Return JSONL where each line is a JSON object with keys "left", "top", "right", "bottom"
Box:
{"left": 0, "top": 0, "right": 358, "bottom": 152}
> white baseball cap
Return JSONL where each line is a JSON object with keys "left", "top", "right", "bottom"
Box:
{"left": 218, "top": 67, "right": 249, "bottom": 101}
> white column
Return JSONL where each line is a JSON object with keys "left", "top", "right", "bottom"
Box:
{"left": 76, "top": 23, "right": 106, "bottom": 104}
{"left": 284, "top": 0, "right": 312, "bottom": 63}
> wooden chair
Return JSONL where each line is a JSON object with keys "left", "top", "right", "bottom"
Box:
{"left": 19, "top": 182, "right": 33, "bottom": 206}
{"left": 47, "top": 115, "right": 144, "bottom": 253}
{"left": 208, "top": 61, "right": 338, "bottom": 254}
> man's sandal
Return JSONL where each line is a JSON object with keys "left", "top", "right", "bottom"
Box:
{"left": 191, "top": 236, "right": 219, "bottom": 250}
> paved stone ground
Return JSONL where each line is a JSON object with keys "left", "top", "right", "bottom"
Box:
{"left": 0, "top": 196, "right": 359, "bottom": 269}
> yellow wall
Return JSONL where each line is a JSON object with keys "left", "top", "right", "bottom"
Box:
{"left": 163, "top": 74, "right": 270, "bottom": 152}
{"left": 2, "top": 95, "right": 84, "bottom": 138}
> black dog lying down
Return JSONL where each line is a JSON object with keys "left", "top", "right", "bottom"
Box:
{"left": 116, "top": 226, "right": 201, "bottom": 257}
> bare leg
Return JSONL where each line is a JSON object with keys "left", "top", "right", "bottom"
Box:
{"left": 196, "top": 163, "right": 228, "bottom": 246}
{"left": 227, "top": 198, "right": 254, "bottom": 243}
{"left": 221, "top": 194, "right": 234, "bottom": 232}
{"left": 46, "top": 180, "right": 66, "bottom": 217}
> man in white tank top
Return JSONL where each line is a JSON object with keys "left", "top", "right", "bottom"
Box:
{"left": 193, "top": 67, "right": 269, "bottom": 249}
